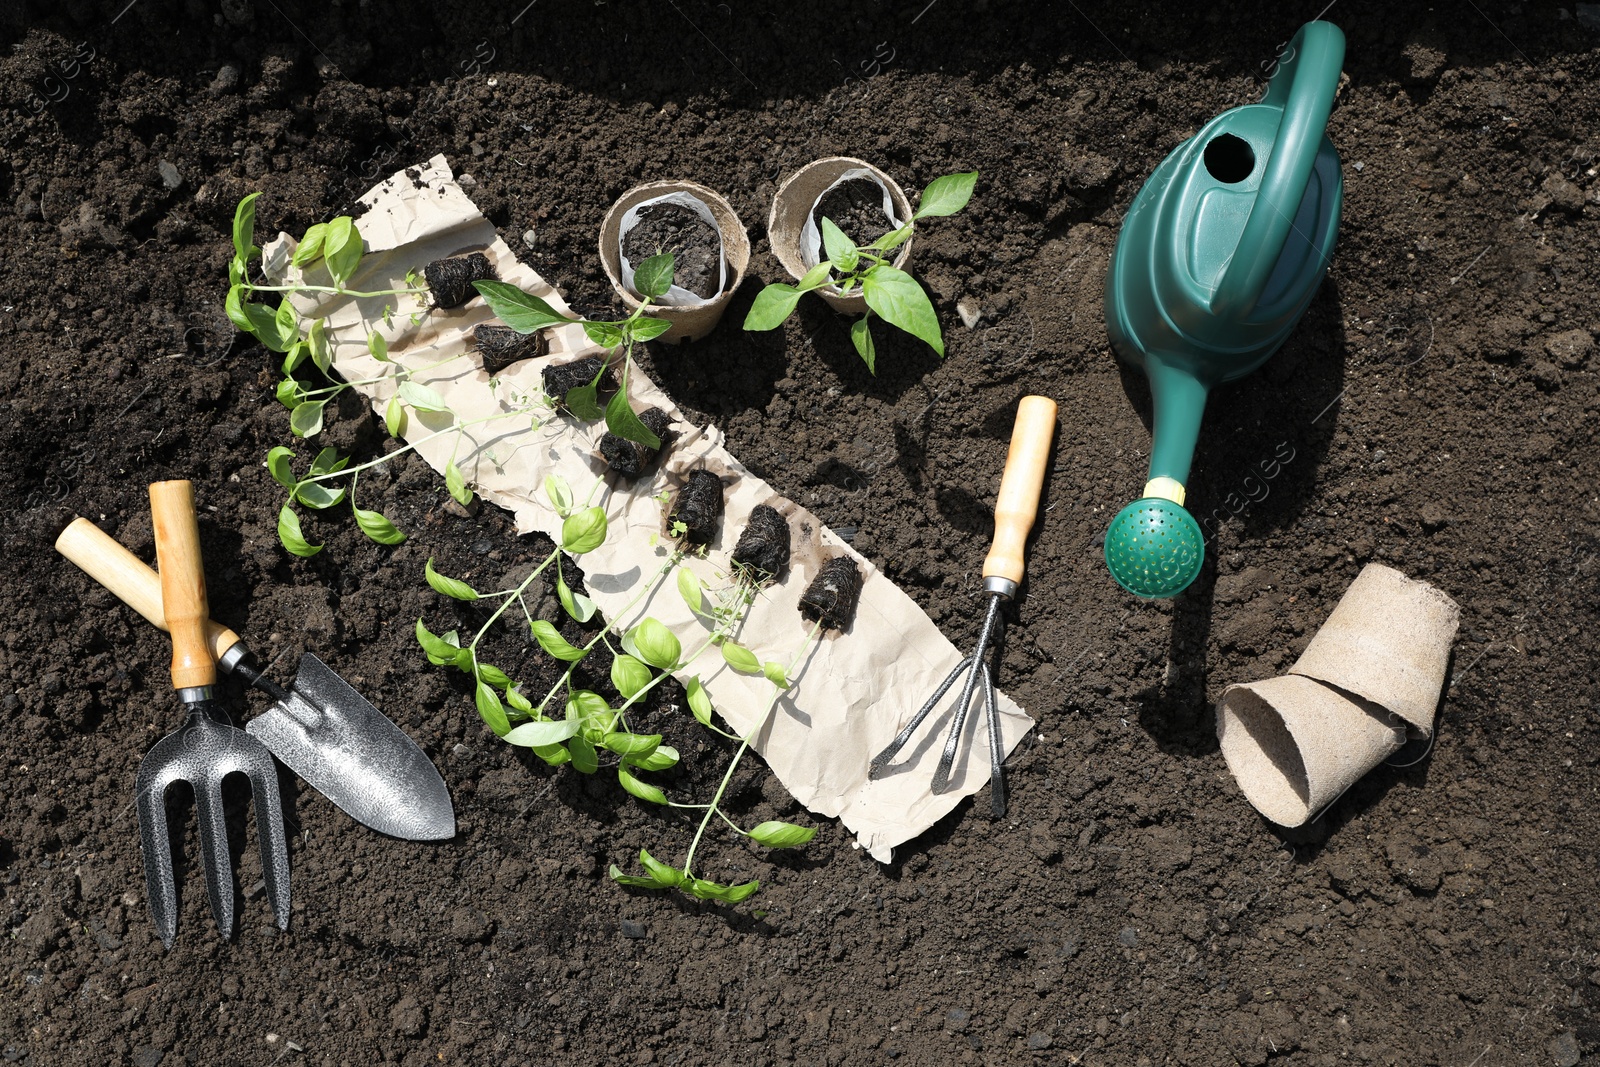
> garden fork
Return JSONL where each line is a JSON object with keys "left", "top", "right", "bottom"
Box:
{"left": 139, "top": 480, "right": 290, "bottom": 945}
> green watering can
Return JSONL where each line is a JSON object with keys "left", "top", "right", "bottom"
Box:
{"left": 1102, "top": 20, "right": 1345, "bottom": 599}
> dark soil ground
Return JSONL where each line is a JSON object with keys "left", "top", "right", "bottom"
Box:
{"left": 814, "top": 177, "right": 896, "bottom": 247}
{"left": 3, "top": 2, "right": 1599, "bottom": 1065}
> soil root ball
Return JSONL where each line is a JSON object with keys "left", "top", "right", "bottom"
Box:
{"left": 799, "top": 556, "right": 862, "bottom": 631}
{"left": 474, "top": 324, "right": 547, "bottom": 375}
{"left": 542, "top": 356, "right": 617, "bottom": 407}
{"left": 731, "top": 504, "right": 791, "bottom": 582}
{"left": 425, "top": 252, "right": 497, "bottom": 309}
{"left": 599, "top": 408, "right": 674, "bottom": 480}
{"left": 670, "top": 468, "right": 724, "bottom": 544}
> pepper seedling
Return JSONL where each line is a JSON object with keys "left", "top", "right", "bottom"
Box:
{"left": 473, "top": 254, "right": 675, "bottom": 449}
{"left": 743, "top": 171, "right": 978, "bottom": 373}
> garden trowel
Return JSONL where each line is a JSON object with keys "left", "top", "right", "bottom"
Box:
{"left": 56, "top": 517, "right": 455, "bottom": 841}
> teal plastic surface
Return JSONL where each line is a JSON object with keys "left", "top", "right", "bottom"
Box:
{"left": 1102, "top": 20, "right": 1345, "bottom": 598}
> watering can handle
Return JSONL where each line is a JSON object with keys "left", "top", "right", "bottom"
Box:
{"left": 1209, "top": 21, "right": 1344, "bottom": 318}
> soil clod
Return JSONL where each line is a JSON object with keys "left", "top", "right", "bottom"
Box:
{"left": 425, "top": 252, "right": 497, "bottom": 309}
{"left": 599, "top": 408, "right": 674, "bottom": 479}
{"left": 621, "top": 203, "right": 721, "bottom": 299}
{"left": 670, "top": 468, "right": 724, "bottom": 544}
{"left": 473, "top": 324, "right": 547, "bottom": 375}
{"left": 542, "top": 356, "right": 617, "bottom": 408}
{"left": 731, "top": 504, "right": 791, "bottom": 582}
{"left": 813, "top": 178, "right": 893, "bottom": 247}
{"left": 799, "top": 556, "right": 862, "bottom": 631}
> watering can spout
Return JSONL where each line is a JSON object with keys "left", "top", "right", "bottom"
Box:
{"left": 1207, "top": 21, "right": 1344, "bottom": 321}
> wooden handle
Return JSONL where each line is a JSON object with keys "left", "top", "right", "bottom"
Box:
{"left": 149, "top": 481, "right": 216, "bottom": 689}
{"left": 982, "top": 395, "right": 1058, "bottom": 585}
{"left": 55, "top": 517, "right": 242, "bottom": 662}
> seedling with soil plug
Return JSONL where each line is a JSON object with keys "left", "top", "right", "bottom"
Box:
{"left": 474, "top": 254, "right": 677, "bottom": 449}
{"left": 744, "top": 171, "right": 978, "bottom": 372}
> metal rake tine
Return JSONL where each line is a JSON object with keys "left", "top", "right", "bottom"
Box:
{"left": 982, "top": 665, "right": 1005, "bottom": 817}
{"left": 868, "top": 655, "right": 976, "bottom": 777}
{"left": 930, "top": 656, "right": 985, "bottom": 795}
{"left": 192, "top": 768, "right": 236, "bottom": 941}
{"left": 135, "top": 773, "right": 181, "bottom": 948}
{"left": 243, "top": 747, "right": 292, "bottom": 931}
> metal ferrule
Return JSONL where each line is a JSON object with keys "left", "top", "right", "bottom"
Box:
{"left": 216, "top": 643, "right": 248, "bottom": 675}
{"left": 983, "top": 575, "right": 1018, "bottom": 599}
{"left": 176, "top": 686, "right": 215, "bottom": 704}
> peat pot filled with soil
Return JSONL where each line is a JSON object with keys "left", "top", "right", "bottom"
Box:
{"left": 598, "top": 180, "right": 751, "bottom": 343}
{"left": 768, "top": 157, "right": 914, "bottom": 315}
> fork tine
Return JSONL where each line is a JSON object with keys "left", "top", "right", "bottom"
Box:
{"left": 134, "top": 771, "right": 180, "bottom": 948}
{"left": 243, "top": 750, "right": 292, "bottom": 931}
{"left": 191, "top": 767, "right": 235, "bottom": 940}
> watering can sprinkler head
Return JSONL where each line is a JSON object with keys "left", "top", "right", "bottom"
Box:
{"left": 1101, "top": 19, "right": 1346, "bottom": 598}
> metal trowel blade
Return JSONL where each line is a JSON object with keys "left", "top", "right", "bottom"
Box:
{"left": 245, "top": 653, "right": 456, "bottom": 841}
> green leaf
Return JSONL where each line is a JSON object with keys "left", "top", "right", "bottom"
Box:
{"left": 762, "top": 661, "right": 791, "bottom": 689}
{"left": 603, "top": 732, "right": 662, "bottom": 758}
{"left": 567, "top": 689, "right": 612, "bottom": 722}
{"left": 232, "top": 191, "right": 262, "bottom": 263}
{"left": 532, "top": 743, "right": 573, "bottom": 767}
{"left": 563, "top": 383, "right": 605, "bottom": 420}
{"left": 274, "top": 377, "right": 303, "bottom": 409}
{"left": 530, "top": 620, "right": 586, "bottom": 662}
{"left": 238, "top": 299, "right": 292, "bottom": 352}
{"left": 633, "top": 252, "right": 676, "bottom": 300}
{"left": 543, "top": 474, "right": 574, "bottom": 517}
{"left": 914, "top": 170, "right": 978, "bottom": 219}
{"left": 581, "top": 321, "right": 626, "bottom": 349}
{"left": 503, "top": 686, "right": 533, "bottom": 714}
{"left": 611, "top": 653, "right": 653, "bottom": 699}
{"left": 850, "top": 315, "right": 876, "bottom": 374}
{"left": 504, "top": 718, "right": 581, "bottom": 747}
{"left": 425, "top": 558, "right": 480, "bottom": 601}
{"left": 609, "top": 866, "right": 664, "bottom": 889}
{"left": 638, "top": 849, "right": 686, "bottom": 887}
{"left": 281, "top": 341, "right": 309, "bottom": 375}
{"left": 567, "top": 734, "right": 599, "bottom": 774}
{"left": 367, "top": 329, "right": 389, "bottom": 362}
{"left": 627, "top": 316, "right": 673, "bottom": 343}
{"left": 686, "top": 676, "right": 714, "bottom": 728}
{"left": 445, "top": 461, "right": 472, "bottom": 506}
{"left": 476, "top": 662, "right": 511, "bottom": 688}
{"left": 291, "top": 221, "right": 327, "bottom": 267}
{"left": 604, "top": 391, "right": 662, "bottom": 449}
{"left": 797, "top": 260, "right": 833, "bottom": 290}
{"left": 555, "top": 575, "right": 598, "bottom": 622}
{"left": 323, "top": 216, "right": 362, "bottom": 286}
{"left": 618, "top": 764, "right": 668, "bottom": 804}
{"left": 397, "top": 380, "right": 449, "bottom": 412}
{"left": 289, "top": 400, "right": 325, "bottom": 438}
{"left": 229, "top": 256, "right": 246, "bottom": 289}
{"left": 415, "top": 618, "right": 458, "bottom": 659}
{"left": 473, "top": 280, "right": 573, "bottom": 333}
{"left": 475, "top": 681, "right": 509, "bottom": 736}
{"left": 354, "top": 506, "right": 404, "bottom": 545}
{"left": 720, "top": 641, "right": 761, "bottom": 675}
{"left": 629, "top": 618, "right": 681, "bottom": 671}
{"left": 687, "top": 878, "right": 760, "bottom": 902}
{"left": 225, "top": 283, "right": 252, "bottom": 332}
{"left": 309, "top": 447, "right": 348, "bottom": 475}
{"left": 868, "top": 223, "right": 915, "bottom": 255}
{"left": 862, "top": 265, "right": 944, "bottom": 357}
{"left": 560, "top": 506, "right": 609, "bottom": 555}
{"left": 266, "top": 446, "right": 296, "bottom": 489}
{"left": 384, "top": 394, "right": 404, "bottom": 437}
{"left": 293, "top": 481, "right": 345, "bottom": 510}
{"left": 743, "top": 283, "right": 803, "bottom": 331}
{"left": 820, "top": 217, "right": 859, "bottom": 273}
{"left": 676, "top": 568, "right": 704, "bottom": 615}
{"left": 748, "top": 820, "right": 817, "bottom": 849}
{"left": 277, "top": 505, "right": 322, "bottom": 557}
{"left": 627, "top": 744, "right": 679, "bottom": 772}
{"left": 306, "top": 323, "right": 337, "bottom": 375}
{"left": 274, "top": 299, "right": 300, "bottom": 347}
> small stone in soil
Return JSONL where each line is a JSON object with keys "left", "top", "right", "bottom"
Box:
{"left": 731, "top": 504, "right": 791, "bottom": 582}
{"left": 424, "top": 252, "right": 497, "bottom": 309}
{"left": 620, "top": 203, "right": 721, "bottom": 299}
{"left": 670, "top": 468, "right": 724, "bottom": 545}
{"left": 619, "top": 920, "right": 647, "bottom": 939}
{"left": 542, "top": 355, "right": 617, "bottom": 407}
{"left": 474, "top": 324, "right": 547, "bottom": 375}
{"left": 813, "top": 178, "right": 893, "bottom": 248}
{"left": 799, "top": 556, "right": 862, "bottom": 631}
{"left": 598, "top": 408, "right": 673, "bottom": 480}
